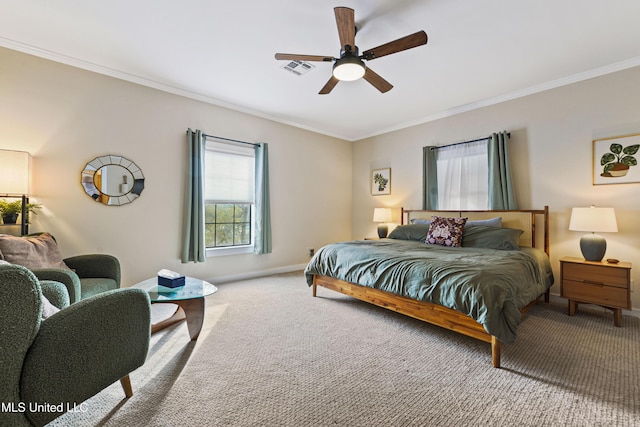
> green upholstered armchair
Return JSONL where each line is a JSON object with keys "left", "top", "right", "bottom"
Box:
{"left": 0, "top": 263, "right": 151, "bottom": 427}
{"left": 0, "top": 233, "right": 121, "bottom": 303}
{"left": 32, "top": 254, "right": 121, "bottom": 303}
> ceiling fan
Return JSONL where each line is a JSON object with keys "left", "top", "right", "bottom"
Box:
{"left": 275, "top": 6, "right": 428, "bottom": 94}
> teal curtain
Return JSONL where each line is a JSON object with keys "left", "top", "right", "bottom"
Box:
{"left": 181, "top": 129, "right": 206, "bottom": 263}
{"left": 254, "top": 143, "right": 272, "bottom": 254}
{"left": 422, "top": 146, "right": 438, "bottom": 209}
{"left": 488, "top": 131, "right": 518, "bottom": 209}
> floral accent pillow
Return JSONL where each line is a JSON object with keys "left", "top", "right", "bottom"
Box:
{"left": 425, "top": 216, "right": 468, "bottom": 247}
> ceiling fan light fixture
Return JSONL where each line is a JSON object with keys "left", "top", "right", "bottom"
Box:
{"left": 274, "top": 7, "right": 428, "bottom": 94}
{"left": 332, "top": 56, "right": 365, "bottom": 81}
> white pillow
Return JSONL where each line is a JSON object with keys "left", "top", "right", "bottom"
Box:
{"left": 41, "top": 295, "right": 60, "bottom": 320}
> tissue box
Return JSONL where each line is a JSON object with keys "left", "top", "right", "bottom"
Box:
{"left": 157, "top": 275, "right": 185, "bottom": 289}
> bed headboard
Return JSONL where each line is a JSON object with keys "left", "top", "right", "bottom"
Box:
{"left": 401, "top": 206, "right": 550, "bottom": 255}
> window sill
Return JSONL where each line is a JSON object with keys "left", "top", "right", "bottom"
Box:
{"left": 206, "top": 245, "right": 254, "bottom": 257}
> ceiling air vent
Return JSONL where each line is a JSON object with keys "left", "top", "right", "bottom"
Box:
{"left": 281, "top": 60, "right": 315, "bottom": 76}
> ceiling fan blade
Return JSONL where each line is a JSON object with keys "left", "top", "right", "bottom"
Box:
{"left": 361, "top": 30, "right": 428, "bottom": 60}
{"left": 319, "top": 76, "right": 339, "bottom": 95}
{"left": 363, "top": 68, "right": 393, "bottom": 93}
{"left": 275, "top": 53, "right": 334, "bottom": 62}
{"left": 334, "top": 7, "right": 355, "bottom": 49}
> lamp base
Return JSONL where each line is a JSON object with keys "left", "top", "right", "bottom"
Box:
{"left": 377, "top": 224, "right": 388, "bottom": 239}
{"left": 580, "top": 233, "right": 607, "bottom": 262}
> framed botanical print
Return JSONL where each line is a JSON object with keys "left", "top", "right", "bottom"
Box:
{"left": 593, "top": 133, "right": 640, "bottom": 185}
{"left": 371, "top": 168, "right": 391, "bottom": 195}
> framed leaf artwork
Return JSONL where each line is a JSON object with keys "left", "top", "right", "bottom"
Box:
{"left": 593, "top": 133, "right": 640, "bottom": 185}
{"left": 371, "top": 168, "right": 391, "bottom": 195}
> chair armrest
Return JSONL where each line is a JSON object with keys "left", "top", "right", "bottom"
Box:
{"left": 39, "top": 280, "right": 70, "bottom": 309}
{"left": 20, "top": 288, "right": 151, "bottom": 426}
{"left": 64, "top": 254, "right": 121, "bottom": 287}
{"left": 31, "top": 268, "right": 81, "bottom": 304}
{"left": 0, "top": 264, "right": 41, "bottom": 413}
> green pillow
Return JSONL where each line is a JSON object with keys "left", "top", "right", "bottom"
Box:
{"left": 462, "top": 225, "right": 523, "bottom": 250}
{"left": 412, "top": 216, "right": 502, "bottom": 227}
{"left": 388, "top": 224, "right": 430, "bottom": 242}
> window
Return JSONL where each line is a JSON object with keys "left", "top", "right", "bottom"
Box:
{"left": 206, "top": 203, "right": 251, "bottom": 247}
{"left": 204, "top": 141, "right": 255, "bottom": 253}
{"left": 435, "top": 140, "right": 488, "bottom": 210}
{"left": 423, "top": 132, "right": 515, "bottom": 212}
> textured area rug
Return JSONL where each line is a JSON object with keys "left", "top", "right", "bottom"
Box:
{"left": 50, "top": 272, "right": 640, "bottom": 426}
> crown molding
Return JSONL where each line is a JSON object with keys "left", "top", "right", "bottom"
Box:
{"left": 3, "top": 36, "right": 640, "bottom": 143}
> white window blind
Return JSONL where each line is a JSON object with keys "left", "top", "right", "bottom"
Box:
{"left": 204, "top": 142, "right": 255, "bottom": 203}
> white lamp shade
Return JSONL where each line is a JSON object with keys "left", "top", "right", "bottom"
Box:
{"left": 0, "top": 150, "right": 31, "bottom": 195}
{"left": 373, "top": 208, "right": 392, "bottom": 223}
{"left": 569, "top": 207, "right": 618, "bottom": 233}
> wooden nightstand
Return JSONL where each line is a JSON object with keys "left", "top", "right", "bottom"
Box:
{"left": 560, "top": 256, "right": 632, "bottom": 327}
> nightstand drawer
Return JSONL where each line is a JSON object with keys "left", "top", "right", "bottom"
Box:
{"left": 563, "top": 279, "right": 629, "bottom": 308}
{"left": 562, "top": 263, "right": 629, "bottom": 289}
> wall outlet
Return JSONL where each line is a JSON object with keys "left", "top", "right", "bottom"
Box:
{"left": 631, "top": 279, "right": 635, "bottom": 292}
{"left": 308, "top": 248, "right": 315, "bottom": 257}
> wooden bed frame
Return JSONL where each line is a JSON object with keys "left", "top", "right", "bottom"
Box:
{"left": 312, "top": 206, "right": 550, "bottom": 368}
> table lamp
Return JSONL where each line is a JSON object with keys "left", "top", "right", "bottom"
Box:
{"left": 373, "top": 207, "right": 392, "bottom": 238}
{"left": 0, "top": 150, "right": 31, "bottom": 195}
{"left": 568, "top": 206, "right": 617, "bottom": 262}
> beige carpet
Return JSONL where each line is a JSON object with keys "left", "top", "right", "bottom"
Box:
{"left": 50, "top": 272, "right": 640, "bottom": 426}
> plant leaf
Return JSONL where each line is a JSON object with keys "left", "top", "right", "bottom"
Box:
{"left": 610, "top": 143, "right": 623, "bottom": 154}
{"left": 600, "top": 153, "right": 615, "bottom": 165}
{"left": 603, "top": 163, "right": 615, "bottom": 173}
{"left": 623, "top": 144, "right": 639, "bottom": 155}
{"left": 621, "top": 156, "right": 637, "bottom": 166}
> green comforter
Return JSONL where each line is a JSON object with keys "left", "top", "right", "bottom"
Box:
{"left": 304, "top": 239, "right": 554, "bottom": 343}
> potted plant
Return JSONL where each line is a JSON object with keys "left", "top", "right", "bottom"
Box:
{"left": 0, "top": 200, "right": 22, "bottom": 224}
{"left": 0, "top": 200, "right": 41, "bottom": 224}
{"left": 600, "top": 143, "right": 639, "bottom": 177}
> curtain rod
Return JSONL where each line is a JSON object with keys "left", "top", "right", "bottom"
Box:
{"left": 430, "top": 132, "right": 510, "bottom": 151}
{"left": 186, "top": 129, "right": 259, "bottom": 147}
{"left": 203, "top": 133, "right": 259, "bottom": 147}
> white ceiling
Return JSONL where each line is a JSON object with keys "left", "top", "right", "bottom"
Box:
{"left": 1, "top": 0, "right": 640, "bottom": 141}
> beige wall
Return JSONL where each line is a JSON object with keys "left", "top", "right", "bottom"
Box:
{"left": 353, "top": 67, "right": 640, "bottom": 310}
{"left": 0, "top": 47, "right": 352, "bottom": 285}
{"left": 3, "top": 44, "right": 640, "bottom": 311}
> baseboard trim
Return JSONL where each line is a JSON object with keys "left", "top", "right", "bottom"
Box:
{"left": 209, "top": 264, "right": 307, "bottom": 284}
